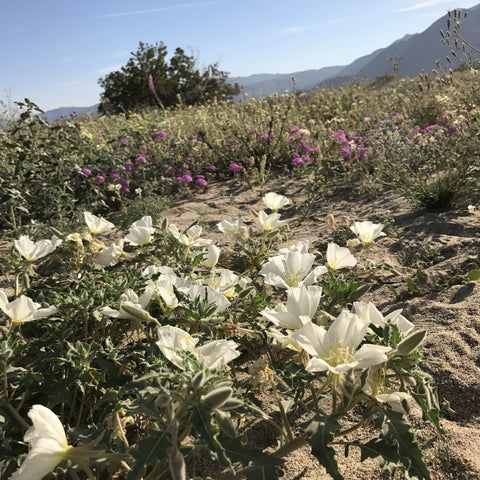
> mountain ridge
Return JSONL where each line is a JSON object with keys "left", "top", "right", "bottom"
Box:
{"left": 45, "top": 4, "right": 480, "bottom": 119}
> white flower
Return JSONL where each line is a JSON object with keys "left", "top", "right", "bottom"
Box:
{"left": 100, "top": 287, "right": 154, "bottom": 319}
{"left": 376, "top": 391, "right": 411, "bottom": 414}
{"left": 10, "top": 405, "right": 70, "bottom": 480}
{"left": 124, "top": 226, "right": 154, "bottom": 246}
{"left": 262, "top": 192, "right": 289, "bottom": 211}
{"left": 0, "top": 290, "right": 57, "bottom": 326}
{"left": 278, "top": 240, "right": 310, "bottom": 255}
{"left": 261, "top": 285, "right": 322, "bottom": 329}
{"left": 202, "top": 245, "right": 221, "bottom": 269}
{"left": 202, "top": 268, "right": 240, "bottom": 294}
{"left": 326, "top": 242, "right": 357, "bottom": 270}
{"left": 350, "top": 221, "right": 386, "bottom": 246}
{"left": 352, "top": 301, "right": 414, "bottom": 335}
{"left": 259, "top": 251, "right": 327, "bottom": 289}
{"left": 14, "top": 235, "right": 62, "bottom": 262}
{"left": 124, "top": 216, "right": 155, "bottom": 245}
{"left": 142, "top": 265, "right": 176, "bottom": 278}
{"left": 267, "top": 328, "right": 303, "bottom": 352}
{"left": 292, "top": 311, "right": 391, "bottom": 374}
{"left": 84, "top": 212, "right": 115, "bottom": 235}
{"left": 168, "top": 224, "right": 211, "bottom": 247}
{"left": 150, "top": 273, "right": 193, "bottom": 310}
{"left": 156, "top": 325, "right": 241, "bottom": 370}
{"left": 94, "top": 243, "right": 122, "bottom": 267}
{"left": 217, "top": 219, "right": 249, "bottom": 242}
{"left": 185, "top": 285, "right": 230, "bottom": 314}
{"left": 258, "top": 210, "right": 287, "bottom": 231}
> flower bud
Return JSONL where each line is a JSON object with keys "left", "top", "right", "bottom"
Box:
{"left": 214, "top": 409, "right": 237, "bottom": 437}
{"left": 121, "top": 303, "right": 160, "bottom": 326}
{"left": 191, "top": 371, "right": 206, "bottom": 390}
{"left": 202, "top": 386, "right": 233, "bottom": 409}
{"left": 395, "top": 330, "right": 426, "bottom": 356}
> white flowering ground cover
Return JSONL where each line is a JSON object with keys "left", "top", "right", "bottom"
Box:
{"left": 1, "top": 173, "right": 479, "bottom": 480}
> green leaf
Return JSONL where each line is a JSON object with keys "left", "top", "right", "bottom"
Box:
{"left": 381, "top": 409, "right": 431, "bottom": 480}
{"left": 191, "top": 404, "right": 233, "bottom": 471}
{"left": 219, "top": 435, "right": 284, "bottom": 480}
{"left": 126, "top": 428, "right": 171, "bottom": 480}
{"left": 406, "top": 277, "right": 419, "bottom": 293}
{"left": 303, "top": 414, "right": 344, "bottom": 480}
{"left": 348, "top": 438, "right": 403, "bottom": 475}
{"left": 467, "top": 269, "right": 480, "bottom": 281}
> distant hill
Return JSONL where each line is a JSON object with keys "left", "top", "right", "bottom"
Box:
{"left": 44, "top": 104, "right": 99, "bottom": 122}
{"left": 229, "top": 66, "right": 344, "bottom": 98}
{"left": 230, "top": 4, "right": 480, "bottom": 97}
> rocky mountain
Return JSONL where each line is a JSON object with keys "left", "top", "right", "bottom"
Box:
{"left": 231, "top": 4, "right": 480, "bottom": 96}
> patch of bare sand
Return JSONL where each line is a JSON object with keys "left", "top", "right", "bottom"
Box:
{"left": 162, "top": 176, "right": 480, "bottom": 479}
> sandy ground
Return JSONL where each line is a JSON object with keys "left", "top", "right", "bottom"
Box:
{"left": 162, "top": 174, "right": 480, "bottom": 480}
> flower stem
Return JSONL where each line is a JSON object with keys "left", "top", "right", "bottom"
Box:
{"left": 270, "top": 378, "right": 294, "bottom": 443}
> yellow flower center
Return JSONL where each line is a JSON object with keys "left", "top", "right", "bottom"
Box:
{"left": 324, "top": 342, "right": 356, "bottom": 367}
{"left": 284, "top": 267, "right": 304, "bottom": 287}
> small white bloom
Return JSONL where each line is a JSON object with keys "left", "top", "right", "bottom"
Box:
{"left": 352, "top": 301, "right": 414, "bottom": 335}
{"left": 292, "top": 311, "right": 391, "bottom": 374}
{"left": 0, "top": 290, "right": 57, "bottom": 326}
{"left": 326, "top": 243, "right": 357, "bottom": 270}
{"left": 185, "top": 285, "right": 230, "bottom": 314}
{"left": 202, "top": 268, "right": 239, "bottom": 294}
{"left": 262, "top": 192, "right": 290, "bottom": 211}
{"left": 217, "top": 219, "right": 249, "bottom": 242}
{"left": 202, "top": 245, "right": 221, "bottom": 269}
{"left": 258, "top": 210, "right": 287, "bottom": 231}
{"left": 278, "top": 240, "right": 310, "bottom": 255}
{"left": 142, "top": 265, "right": 176, "bottom": 278}
{"left": 124, "top": 226, "right": 154, "bottom": 246}
{"left": 130, "top": 215, "right": 153, "bottom": 229}
{"left": 94, "top": 243, "right": 122, "bottom": 267}
{"left": 376, "top": 391, "right": 411, "bottom": 414}
{"left": 84, "top": 212, "right": 115, "bottom": 235}
{"left": 260, "top": 251, "right": 327, "bottom": 289}
{"left": 124, "top": 216, "right": 155, "bottom": 246}
{"left": 168, "top": 224, "right": 211, "bottom": 247}
{"left": 14, "top": 235, "right": 62, "bottom": 262}
{"left": 150, "top": 273, "right": 193, "bottom": 310}
{"left": 350, "top": 221, "right": 386, "bottom": 246}
{"left": 156, "top": 325, "right": 241, "bottom": 370}
{"left": 100, "top": 287, "right": 153, "bottom": 319}
{"left": 267, "top": 327, "right": 303, "bottom": 352}
{"left": 261, "top": 285, "right": 322, "bottom": 329}
{"left": 9, "top": 405, "right": 70, "bottom": 480}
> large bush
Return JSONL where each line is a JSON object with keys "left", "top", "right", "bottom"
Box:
{"left": 98, "top": 41, "right": 240, "bottom": 114}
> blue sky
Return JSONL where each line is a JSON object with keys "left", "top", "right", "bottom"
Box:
{"left": 1, "top": 0, "right": 478, "bottom": 110}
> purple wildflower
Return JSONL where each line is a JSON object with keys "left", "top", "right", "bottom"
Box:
{"left": 80, "top": 168, "right": 91, "bottom": 177}
{"left": 151, "top": 131, "right": 167, "bottom": 138}
{"left": 206, "top": 165, "right": 217, "bottom": 172}
{"left": 96, "top": 175, "right": 105, "bottom": 184}
{"left": 196, "top": 178, "right": 208, "bottom": 187}
{"left": 121, "top": 138, "right": 129, "bottom": 145}
{"left": 135, "top": 156, "right": 147, "bottom": 163}
{"left": 228, "top": 163, "right": 244, "bottom": 173}
{"left": 291, "top": 157, "right": 304, "bottom": 166}
{"left": 148, "top": 74, "right": 156, "bottom": 95}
